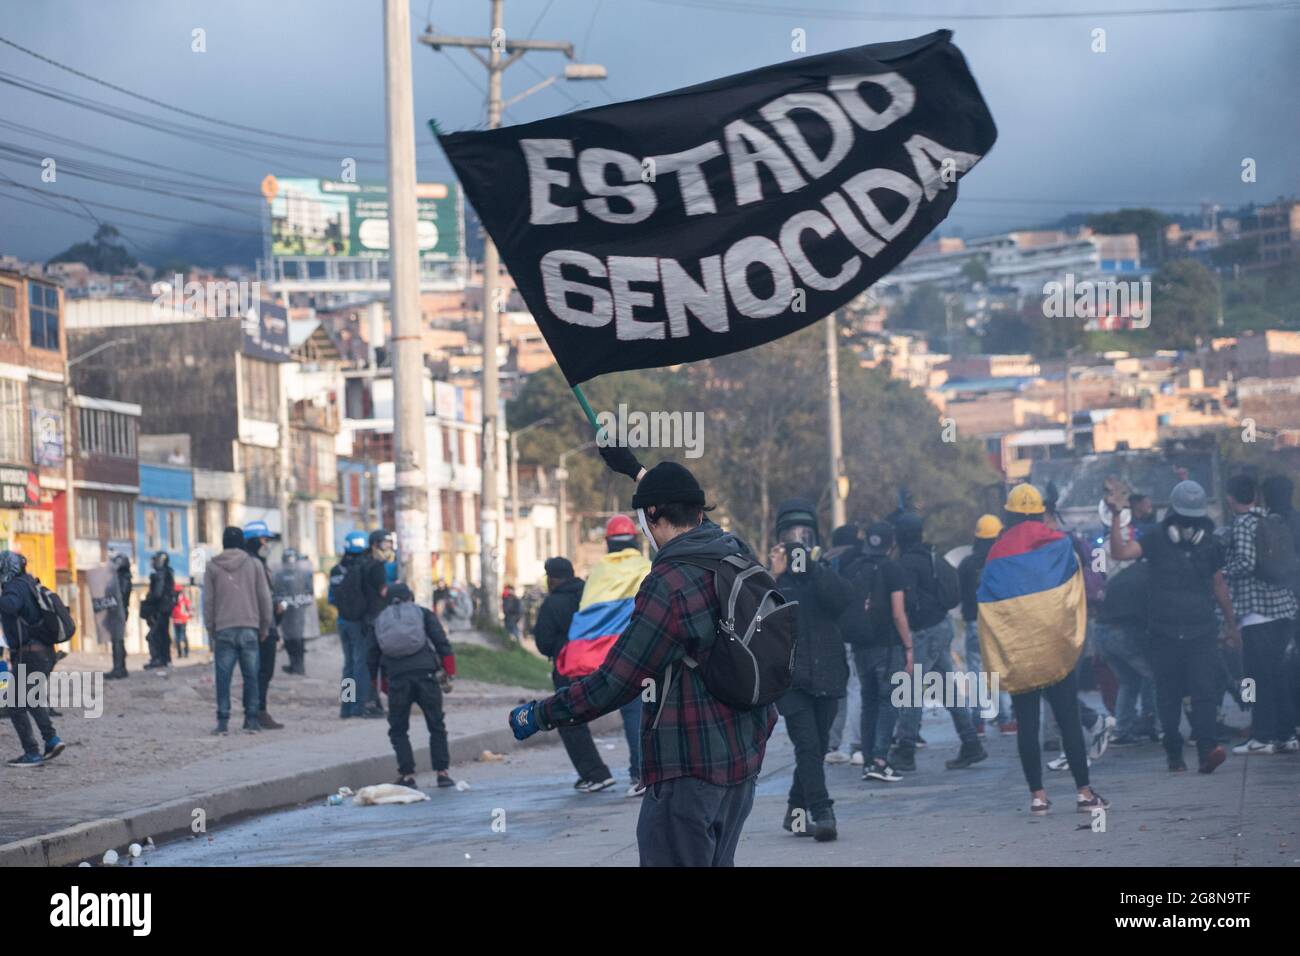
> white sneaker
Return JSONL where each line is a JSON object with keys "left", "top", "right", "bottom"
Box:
{"left": 824, "top": 751, "right": 851, "bottom": 765}
{"left": 1279, "top": 736, "right": 1299, "bottom": 753}
{"left": 1089, "top": 715, "right": 1117, "bottom": 761}
{"left": 1232, "top": 738, "right": 1274, "bottom": 756}
{"left": 849, "top": 750, "right": 865, "bottom": 766}
{"left": 1047, "top": 752, "right": 1092, "bottom": 771}
{"left": 625, "top": 780, "right": 647, "bottom": 797}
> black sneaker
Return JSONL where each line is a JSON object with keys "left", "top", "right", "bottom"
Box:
{"left": 889, "top": 747, "right": 916, "bottom": 772}
{"left": 7, "top": 752, "right": 43, "bottom": 767}
{"left": 812, "top": 809, "right": 838, "bottom": 842}
{"left": 1167, "top": 753, "right": 1188, "bottom": 772}
{"left": 211, "top": 720, "right": 229, "bottom": 736}
{"left": 945, "top": 740, "right": 988, "bottom": 770}
{"left": 395, "top": 774, "right": 417, "bottom": 788}
{"left": 242, "top": 717, "right": 261, "bottom": 733}
{"left": 582, "top": 775, "right": 615, "bottom": 793}
{"left": 864, "top": 762, "right": 903, "bottom": 782}
{"left": 436, "top": 772, "right": 456, "bottom": 788}
{"left": 1076, "top": 790, "right": 1110, "bottom": 813}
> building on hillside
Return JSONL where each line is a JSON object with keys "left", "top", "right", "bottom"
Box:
{"left": 1235, "top": 198, "right": 1299, "bottom": 273}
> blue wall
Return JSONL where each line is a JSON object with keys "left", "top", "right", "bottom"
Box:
{"left": 136, "top": 464, "right": 193, "bottom": 580}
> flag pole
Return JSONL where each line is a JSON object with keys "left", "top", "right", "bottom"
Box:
{"left": 572, "top": 385, "right": 600, "bottom": 432}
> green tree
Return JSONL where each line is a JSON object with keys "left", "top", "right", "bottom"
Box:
{"left": 1148, "top": 259, "right": 1219, "bottom": 349}
{"left": 1085, "top": 208, "right": 1171, "bottom": 266}
{"left": 48, "top": 224, "right": 137, "bottom": 273}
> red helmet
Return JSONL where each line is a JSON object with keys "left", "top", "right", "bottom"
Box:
{"left": 605, "top": 514, "right": 638, "bottom": 539}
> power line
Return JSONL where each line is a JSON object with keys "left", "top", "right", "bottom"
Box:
{"left": 646, "top": 0, "right": 1300, "bottom": 21}
{"left": 0, "top": 33, "right": 387, "bottom": 152}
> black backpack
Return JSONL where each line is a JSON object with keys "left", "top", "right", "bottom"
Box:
{"left": 929, "top": 550, "right": 962, "bottom": 612}
{"left": 1256, "top": 513, "right": 1300, "bottom": 587}
{"left": 22, "top": 576, "right": 76, "bottom": 645}
{"left": 837, "top": 553, "right": 890, "bottom": 646}
{"left": 328, "top": 559, "right": 369, "bottom": 622}
{"left": 663, "top": 553, "right": 799, "bottom": 712}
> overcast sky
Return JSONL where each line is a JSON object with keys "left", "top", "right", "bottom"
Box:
{"left": 0, "top": 0, "right": 1296, "bottom": 264}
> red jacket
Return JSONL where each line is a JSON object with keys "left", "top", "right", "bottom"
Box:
{"left": 171, "top": 587, "right": 192, "bottom": 624}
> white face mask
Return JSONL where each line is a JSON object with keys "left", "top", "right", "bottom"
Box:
{"left": 636, "top": 508, "right": 658, "bottom": 553}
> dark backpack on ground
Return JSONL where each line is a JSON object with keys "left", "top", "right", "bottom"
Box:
{"left": 23, "top": 576, "right": 76, "bottom": 645}
{"left": 667, "top": 553, "right": 799, "bottom": 711}
{"left": 374, "top": 602, "right": 428, "bottom": 658}
{"left": 328, "top": 559, "right": 369, "bottom": 622}
{"left": 929, "top": 551, "right": 962, "bottom": 612}
{"left": 1255, "top": 513, "right": 1300, "bottom": 587}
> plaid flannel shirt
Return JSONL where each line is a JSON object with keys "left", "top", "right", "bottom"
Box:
{"left": 1225, "top": 508, "right": 1298, "bottom": 622}
{"left": 537, "top": 559, "right": 777, "bottom": 787}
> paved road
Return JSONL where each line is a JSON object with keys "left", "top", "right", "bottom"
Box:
{"left": 145, "top": 700, "right": 1299, "bottom": 867}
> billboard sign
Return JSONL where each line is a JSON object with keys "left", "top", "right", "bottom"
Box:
{"left": 269, "top": 179, "right": 461, "bottom": 261}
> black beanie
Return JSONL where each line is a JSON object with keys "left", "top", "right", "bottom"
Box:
{"left": 544, "top": 556, "right": 574, "bottom": 579}
{"left": 632, "top": 462, "right": 705, "bottom": 510}
{"left": 222, "top": 526, "right": 244, "bottom": 549}
{"left": 830, "top": 524, "right": 859, "bottom": 548}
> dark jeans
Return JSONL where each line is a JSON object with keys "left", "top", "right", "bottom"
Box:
{"left": 213, "top": 627, "right": 260, "bottom": 722}
{"left": 360, "top": 622, "right": 381, "bottom": 710}
{"left": 172, "top": 621, "right": 189, "bottom": 658}
{"left": 777, "top": 688, "right": 839, "bottom": 816}
{"left": 854, "top": 643, "right": 904, "bottom": 763}
{"left": 553, "top": 671, "right": 611, "bottom": 782}
{"left": 1147, "top": 630, "right": 1220, "bottom": 760}
{"left": 107, "top": 614, "right": 127, "bottom": 673}
{"left": 338, "top": 619, "right": 369, "bottom": 716}
{"left": 1011, "top": 669, "right": 1090, "bottom": 792}
{"left": 1241, "top": 617, "right": 1297, "bottom": 742}
{"left": 636, "top": 775, "right": 756, "bottom": 867}
{"left": 5, "top": 642, "right": 57, "bottom": 755}
{"left": 146, "top": 615, "right": 171, "bottom": 664}
{"left": 895, "top": 620, "right": 979, "bottom": 751}
{"left": 283, "top": 637, "right": 305, "bottom": 671}
{"left": 620, "top": 694, "right": 643, "bottom": 781}
{"left": 387, "top": 670, "right": 450, "bottom": 776}
{"left": 257, "top": 630, "right": 277, "bottom": 712}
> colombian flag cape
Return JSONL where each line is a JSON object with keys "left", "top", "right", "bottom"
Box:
{"left": 558, "top": 548, "right": 651, "bottom": 678}
{"left": 976, "top": 521, "right": 1087, "bottom": 695}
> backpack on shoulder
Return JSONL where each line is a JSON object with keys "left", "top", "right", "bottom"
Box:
{"left": 23, "top": 576, "right": 76, "bottom": 645}
{"left": 374, "top": 602, "right": 428, "bottom": 658}
{"left": 929, "top": 550, "right": 962, "bottom": 612}
{"left": 1256, "top": 512, "right": 1300, "bottom": 587}
{"left": 666, "top": 553, "right": 799, "bottom": 711}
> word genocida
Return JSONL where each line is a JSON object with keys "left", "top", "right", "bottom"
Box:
{"left": 524, "top": 71, "right": 983, "bottom": 340}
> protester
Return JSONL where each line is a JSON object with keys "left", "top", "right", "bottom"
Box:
{"left": 203, "top": 526, "right": 272, "bottom": 734}
{"left": 102, "top": 554, "right": 130, "bottom": 680}
{"left": 561, "top": 514, "right": 653, "bottom": 796}
{"left": 273, "top": 548, "right": 314, "bottom": 675}
{"left": 170, "top": 582, "right": 192, "bottom": 659}
{"left": 329, "top": 531, "right": 372, "bottom": 719}
{"left": 370, "top": 583, "right": 456, "bottom": 789}
{"left": 836, "top": 520, "right": 912, "bottom": 784}
{"left": 511, "top": 451, "right": 776, "bottom": 867}
{"left": 978, "top": 484, "right": 1108, "bottom": 815}
{"left": 243, "top": 521, "right": 286, "bottom": 730}
{"left": 890, "top": 512, "right": 986, "bottom": 772}
{"left": 1223, "top": 474, "right": 1299, "bottom": 755}
{"left": 0, "top": 551, "right": 65, "bottom": 767}
{"left": 768, "top": 498, "right": 852, "bottom": 842}
{"left": 958, "top": 514, "right": 1014, "bottom": 735}
{"left": 115, "top": 551, "right": 133, "bottom": 635}
{"left": 1107, "top": 479, "right": 1235, "bottom": 773}
{"left": 360, "top": 530, "right": 394, "bottom": 717}
{"left": 141, "top": 551, "right": 176, "bottom": 669}
{"left": 1093, "top": 558, "right": 1160, "bottom": 745}
{"left": 532, "top": 556, "right": 615, "bottom": 793}
{"left": 825, "top": 524, "right": 865, "bottom": 765}
{"left": 502, "top": 585, "right": 523, "bottom": 641}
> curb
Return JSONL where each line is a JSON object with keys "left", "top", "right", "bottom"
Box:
{"left": 0, "top": 713, "right": 623, "bottom": 868}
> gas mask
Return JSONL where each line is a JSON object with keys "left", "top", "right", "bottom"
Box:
{"left": 1166, "top": 520, "right": 1206, "bottom": 546}
{"left": 779, "top": 525, "right": 816, "bottom": 548}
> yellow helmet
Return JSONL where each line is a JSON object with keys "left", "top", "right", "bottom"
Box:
{"left": 974, "top": 514, "right": 1003, "bottom": 539}
{"left": 1005, "top": 483, "right": 1045, "bottom": 515}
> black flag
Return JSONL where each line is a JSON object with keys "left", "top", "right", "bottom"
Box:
{"left": 439, "top": 30, "right": 996, "bottom": 386}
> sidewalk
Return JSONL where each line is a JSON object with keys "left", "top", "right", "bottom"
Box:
{"left": 0, "top": 636, "right": 609, "bottom": 865}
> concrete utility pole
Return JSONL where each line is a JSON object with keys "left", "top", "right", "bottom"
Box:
{"left": 383, "top": 0, "right": 432, "bottom": 606}
{"left": 419, "top": 0, "right": 602, "bottom": 627}
{"left": 826, "top": 313, "right": 847, "bottom": 527}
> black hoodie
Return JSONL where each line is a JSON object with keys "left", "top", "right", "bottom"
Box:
{"left": 533, "top": 577, "right": 585, "bottom": 661}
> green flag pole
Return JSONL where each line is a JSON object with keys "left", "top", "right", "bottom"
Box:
{"left": 572, "top": 385, "right": 600, "bottom": 432}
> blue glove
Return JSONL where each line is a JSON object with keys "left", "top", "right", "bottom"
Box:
{"left": 509, "top": 701, "right": 543, "bottom": 740}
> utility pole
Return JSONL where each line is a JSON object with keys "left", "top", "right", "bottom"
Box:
{"left": 383, "top": 0, "right": 432, "bottom": 606}
{"left": 826, "top": 312, "right": 847, "bottom": 527}
{"left": 419, "top": 1, "right": 597, "bottom": 628}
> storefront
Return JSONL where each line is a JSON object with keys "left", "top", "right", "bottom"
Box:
{"left": 0, "top": 464, "right": 55, "bottom": 586}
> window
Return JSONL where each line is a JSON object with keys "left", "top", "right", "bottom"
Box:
{"left": 78, "top": 407, "right": 136, "bottom": 458}
{"left": 240, "top": 355, "right": 280, "bottom": 422}
{"left": 242, "top": 443, "right": 277, "bottom": 507}
{"left": 144, "top": 509, "right": 160, "bottom": 550}
{"left": 29, "top": 381, "right": 64, "bottom": 466}
{"left": 0, "top": 378, "right": 22, "bottom": 462}
{"left": 0, "top": 283, "right": 16, "bottom": 341}
{"left": 108, "top": 498, "right": 132, "bottom": 538}
{"left": 27, "top": 282, "right": 59, "bottom": 350}
{"left": 167, "top": 510, "right": 181, "bottom": 550}
{"left": 76, "top": 495, "right": 99, "bottom": 538}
